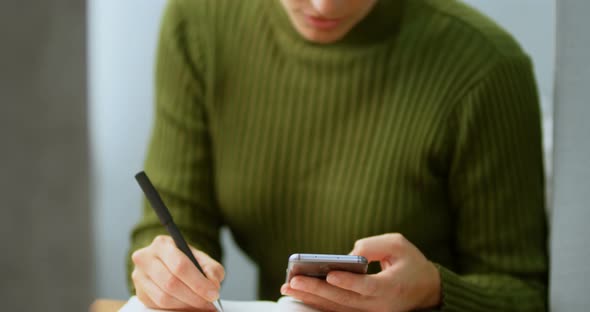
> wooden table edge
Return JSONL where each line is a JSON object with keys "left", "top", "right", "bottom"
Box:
{"left": 90, "top": 299, "right": 126, "bottom": 312}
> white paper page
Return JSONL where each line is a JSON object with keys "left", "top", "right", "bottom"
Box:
{"left": 276, "top": 296, "right": 321, "bottom": 312}
{"left": 119, "top": 296, "right": 320, "bottom": 312}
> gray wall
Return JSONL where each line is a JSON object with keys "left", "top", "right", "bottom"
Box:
{"left": 0, "top": 0, "right": 92, "bottom": 311}
{"left": 90, "top": 0, "right": 555, "bottom": 302}
{"left": 550, "top": 1, "right": 590, "bottom": 310}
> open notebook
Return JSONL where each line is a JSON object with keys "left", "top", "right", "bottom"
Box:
{"left": 119, "top": 296, "right": 321, "bottom": 312}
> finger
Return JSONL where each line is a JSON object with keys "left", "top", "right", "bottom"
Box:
{"left": 287, "top": 276, "right": 364, "bottom": 310}
{"left": 326, "top": 271, "right": 381, "bottom": 297}
{"left": 190, "top": 246, "right": 225, "bottom": 285}
{"left": 135, "top": 288, "right": 156, "bottom": 309}
{"left": 350, "top": 233, "right": 406, "bottom": 262}
{"left": 144, "top": 257, "right": 215, "bottom": 309}
{"left": 131, "top": 246, "right": 150, "bottom": 268}
{"left": 132, "top": 268, "right": 191, "bottom": 310}
{"left": 154, "top": 236, "right": 220, "bottom": 302}
{"left": 132, "top": 269, "right": 157, "bottom": 308}
{"left": 280, "top": 283, "right": 356, "bottom": 312}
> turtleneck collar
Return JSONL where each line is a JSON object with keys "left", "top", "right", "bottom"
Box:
{"left": 267, "top": 0, "right": 405, "bottom": 49}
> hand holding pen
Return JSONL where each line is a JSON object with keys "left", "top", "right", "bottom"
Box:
{"left": 132, "top": 171, "right": 225, "bottom": 311}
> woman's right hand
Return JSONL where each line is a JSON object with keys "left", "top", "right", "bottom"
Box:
{"left": 131, "top": 235, "right": 225, "bottom": 311}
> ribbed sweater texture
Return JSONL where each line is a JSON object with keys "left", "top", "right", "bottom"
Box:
{"left": 129, "top": 0, "right": 548, "bottom": 310}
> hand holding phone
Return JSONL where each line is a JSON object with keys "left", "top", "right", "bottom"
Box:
{"left": 281, "top": 234, "right": 442, "bottom": 312}
{"left": 285, "top": 253, "right": 368, "bottom": 283}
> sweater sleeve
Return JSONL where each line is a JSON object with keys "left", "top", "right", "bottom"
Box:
{"left": 126, "top": 0, "right": 223, "bottom": 294}
{"left": 435, "top": 56, "right": 548, "bottom": 311}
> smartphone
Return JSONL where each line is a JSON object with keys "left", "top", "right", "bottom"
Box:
{"left": 285, "top": 253, "right": 368, "bottom": 283}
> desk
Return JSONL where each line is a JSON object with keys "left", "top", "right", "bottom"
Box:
{"left": 91, "top": 299, "right": 125, "bottom": 312}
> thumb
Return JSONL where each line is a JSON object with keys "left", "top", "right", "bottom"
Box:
{"left": 350, "top": 233, "right": 405, "bottom": 262}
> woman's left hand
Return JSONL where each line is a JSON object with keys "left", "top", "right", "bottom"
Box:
{"left": 281, "top": 233, "right": 442, "bottom": 312}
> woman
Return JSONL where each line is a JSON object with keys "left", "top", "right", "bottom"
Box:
{"left": 129, "top": 0, "right": 548, "bottom": 311}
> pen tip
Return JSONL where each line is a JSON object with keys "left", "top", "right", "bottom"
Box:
{"left": 215, "top": 299, "right": 224, "bottom": 312}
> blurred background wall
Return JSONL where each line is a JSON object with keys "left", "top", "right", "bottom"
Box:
{"left": 88, "top": 0, "right": 556, "bottom": 301}
{"left": 0, "top": 0, "right": 91, "bottom": 311}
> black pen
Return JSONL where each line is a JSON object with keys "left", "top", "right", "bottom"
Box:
{"left": 135, "top": 171, "right": 224, "bottom": 312}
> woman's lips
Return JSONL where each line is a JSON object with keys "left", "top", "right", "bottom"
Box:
{"left": 305, "top": 15, "right": 342, "bottom": 30}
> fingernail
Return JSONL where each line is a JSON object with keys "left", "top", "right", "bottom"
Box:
{"left": 290, "top": 279, "right": 303, "bottom": 290}
{"left": 206, "top": 290, "right": 219, "bottom": 302}
{"left": 327, "top": 274, "right": 339, "bottom": 285}
{"left": 280, "top": 284, "right": 289, "bottom": 295}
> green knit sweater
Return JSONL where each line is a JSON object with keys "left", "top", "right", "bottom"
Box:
{"left": 128, "top": 0, "right": 548, "bottom": 310}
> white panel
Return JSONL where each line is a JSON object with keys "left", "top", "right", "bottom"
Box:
{"left": 89, "top": 0, "right": 169, "bottom": 299}
{"left": 550, "top": 1, "right": 590, "bottom": 310}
